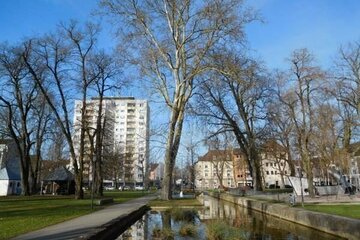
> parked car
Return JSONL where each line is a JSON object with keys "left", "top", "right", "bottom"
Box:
{"left": 135, "top": 185, "right": 144, "bottom": 191}
{"left": 119, "top": 185, "right": 131, "bottom": 191}
{"left": 104, "top": 186, "right": 115, "bottom": 191}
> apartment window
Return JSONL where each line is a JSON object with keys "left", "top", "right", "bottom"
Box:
{"left": 275, "top": 171, "right": 278, "bottom": 175}
{"left": 266, "top": 163, "right": 269, "bottom": 167}
{"left": 205, "top": 173, "right": 208, "bottom": 177}
{"left": 270, "top": 163, "right": 273, "bottom": 167}
{"left": 266, "top": 171, "right": 269, "bottom": 175}
{"left": 271, "top": 171, "right": 274, "bottom": 175}
{"left": 285, "top": 171, "right": 287, "bottom": 174}
{"left": 205, "top": 165, "right": 208, "bottom": 168}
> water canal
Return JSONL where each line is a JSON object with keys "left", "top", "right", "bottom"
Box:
{"left": 116, "top": 195, "right": 342, "bottom": 239}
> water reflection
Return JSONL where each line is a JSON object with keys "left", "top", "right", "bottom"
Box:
{"left": 117, "top": 195, "right": 343, "bottom": 240}
{"left": 116, "top": 210, "right": 206, "bottom": 240}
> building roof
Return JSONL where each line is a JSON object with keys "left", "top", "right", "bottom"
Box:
{"left": 0, "top": 166, "right": 21, "bottom": 180}
{"left": 198, "top": 149, "right": 233, "bottom": 162}
{"left": 149, "top": 163, "right": 159, "bottom": 172}
{"left": 44, "top": 166, "right": 74, "bottom": 181}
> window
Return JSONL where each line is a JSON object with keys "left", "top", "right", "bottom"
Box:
{"left": 205, "top": 173, "right": 208, "bottom": 177}
{"left": 205, "top": 165, "right": 208, "bottom": 168}
{"left": 266, "top": 171, "right": 269, "bottom": 175}
{"left": 271, "top": 171, "right": 274, "bottom": 175}
{"left": 266, "top": 163, "right": 269, "bottom": 167}
{"left": 270, "top": 163, "right": 273, "bottom": 167}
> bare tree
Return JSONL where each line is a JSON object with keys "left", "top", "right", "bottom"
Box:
{"left": 330, "top": 41, "right": 360, "bottom": 151}
{"left": 0, "top": 43, "right": 35, "bottom": 195}
{"left": 29, "top": 94, "right": 52, "bottom": 194}
{"left": 267, "top": 71, "right": 296, "bottom": 176}
{"left": 99, "top": 0, "right": 257, "bottom": 199}
{"left": 23, "top": 22, "right": 102, "bottom": 199}
{"left": 196, "top": 52, "right": 268, "bottom": 191}
{"left": 277, "top": 49, "right": 325, "bottom": 197}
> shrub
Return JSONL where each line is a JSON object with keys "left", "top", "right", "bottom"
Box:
{"left": 171, "top": 208, "right": 198, "bottom": 222}
{"left": 152, "top": 227, "right": 174, "bottom": 240}
{"left": 179, "top": 223, "right": 197, "bottom": 237}
{"left": 206, "top": 220, "right": 246, "bottom": 240}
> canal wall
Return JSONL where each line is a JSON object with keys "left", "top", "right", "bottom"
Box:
{"left": 206, "top": 192, "right": 360, "bottom": 240}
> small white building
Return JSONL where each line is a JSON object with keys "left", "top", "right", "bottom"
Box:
{"left": 195, "top": 150, "right": 235, "bottom": 190}
{"left": 0, "top": 139, "right": 21, "bottom": 196}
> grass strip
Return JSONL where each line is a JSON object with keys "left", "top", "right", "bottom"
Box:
{"left": 0, "top": 191, "right": 149, "bottom": 240}
{"left": 302, "top": 204, "right": 360, "bottom": 219}
{"left": 149, "top": 198, "right": 202, "bottom": 208}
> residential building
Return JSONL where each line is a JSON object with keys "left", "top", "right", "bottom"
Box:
{"left": 149, "top": 162, "right": 164, "bottom": 186}
{"left": 0, "top": 139, "right": 21, "bottom": 196}
{"left": 195, "top": 150, "right": 235, "bottom": 190}
{"left": 195, "top": 141, "right": 291, "bottom": 190}
{"left": 259, "top": 141, "right": 291, "bottom": 188}
{"left": 348, "top": 142, "right": 360, "bottom": 191}
{"left": 72, "top": 97, "right": 150, "bottom": 185}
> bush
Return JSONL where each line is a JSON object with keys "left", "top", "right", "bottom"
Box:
{"left": 206, "top": 220, "right": 246, "bottom": 240}
{"left": 152, "top": 227, "right": 174, "bottom": 240}
{"left": 170, "top": 208, "right": 198, "bottom": 222}
{"left": 179, "top": 223, "right": 197, "bottom": 237}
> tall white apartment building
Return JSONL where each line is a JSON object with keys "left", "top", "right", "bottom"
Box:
{"left": 73, "top": 97, "right": 149, "bottom": 185}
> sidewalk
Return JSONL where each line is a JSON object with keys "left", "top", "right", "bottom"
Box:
{"left": 12, "top": 194, "right": 157, "bottom": 240}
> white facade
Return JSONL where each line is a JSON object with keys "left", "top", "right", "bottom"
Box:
{"left": 73, "top": 97, "right": 150, "bottom": 184}
{"left": 261, "top": 154, "right": 291, "bottom": 188}
{"left": 195, "top": 159, "right": 235, "bottom": 190}
{"left": 0, "top": 140, "right": 21, "bottom": 196}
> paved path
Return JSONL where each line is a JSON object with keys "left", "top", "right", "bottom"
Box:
{"left": 12, "top": 194, "right": 157, "bottom": 240}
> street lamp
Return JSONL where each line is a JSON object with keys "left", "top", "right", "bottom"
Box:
{"left": 298, "top": 167, "right": 304, "bottom": 207}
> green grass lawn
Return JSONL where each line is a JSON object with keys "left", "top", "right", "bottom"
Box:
{"left": 0, "top": 191, "right": 149, "bottom": 240}
{"left": 302, "top": 204, "right": 360, "bottom": 219}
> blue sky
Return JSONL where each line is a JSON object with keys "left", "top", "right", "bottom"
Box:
{"left": 246, "top": 0, "right": 360, "bottom": 68}
{"left": 1, "top": 0, "right": 360, "bottom": 158}
{"left": 1, "top": 0, "right": 359, "bottom": 69}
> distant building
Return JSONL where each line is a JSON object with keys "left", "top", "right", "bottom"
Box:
{"left": 348, "top": 142, "right": 360, "bottom": 191}
{"left": 149, "top": 162, "right": 164, "bottom": 187}
{"left": 72, "top": 97, "right": 150, "bottom": 185}
{"left": 195, "top": 141, "right": 291, "bottom": 190}
{"left": 195, "top": 150, "right": 235, "bottom": 190}
{"left": 0, "top": 139, "right": 21, "bottom": 196}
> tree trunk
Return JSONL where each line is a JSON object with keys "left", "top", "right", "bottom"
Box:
{"left": 161, "top": 107, "right": 185, "bottom": 200}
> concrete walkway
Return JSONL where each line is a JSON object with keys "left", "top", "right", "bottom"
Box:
{"left": 12, "top": 194, "right": 157, "bottom": 240}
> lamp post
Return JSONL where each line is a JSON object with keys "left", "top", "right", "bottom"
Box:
{"left": 298, "top": 167, "right": 304, "bottom": 207}
{"left": 91, "top": 157, "right": 95, "bottom": 210}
